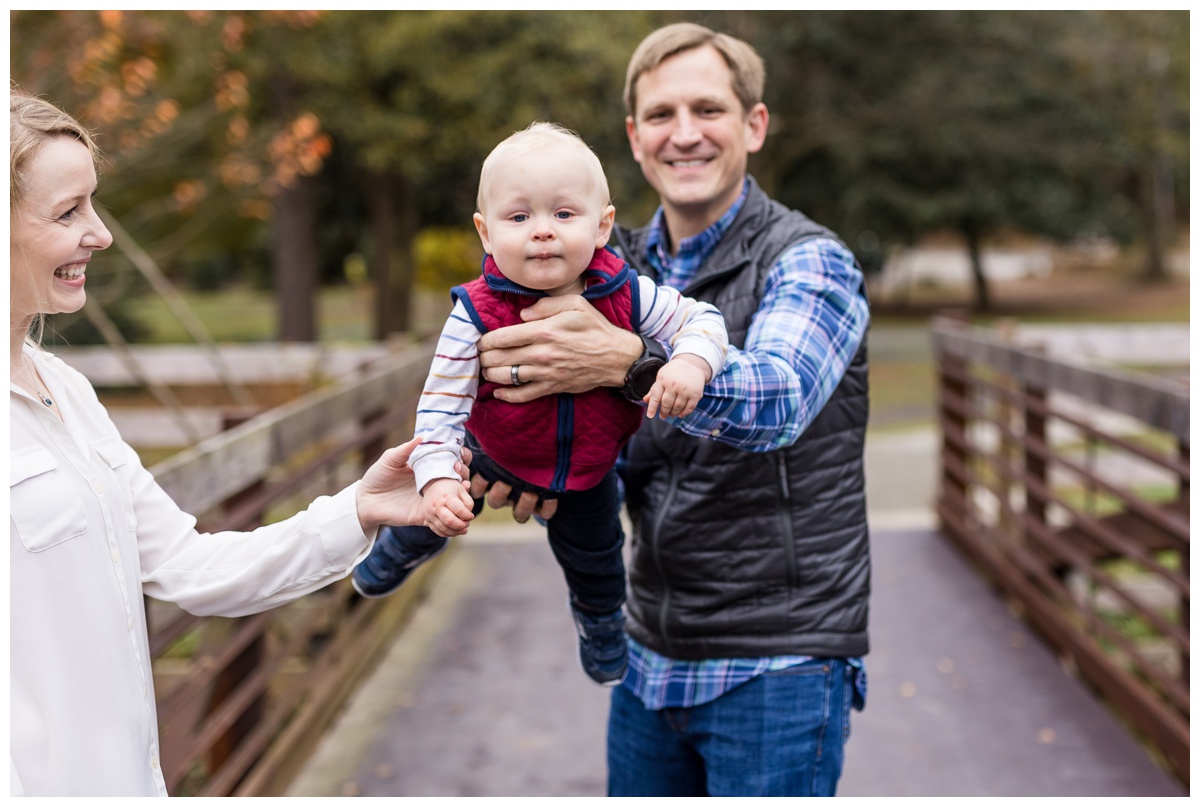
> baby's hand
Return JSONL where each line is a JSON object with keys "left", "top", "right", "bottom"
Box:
{"left": 644, "top": 353, "right": 711, "bottom": 420}
{"left": 420, "top": 477, "right": 476, "bottom": 537}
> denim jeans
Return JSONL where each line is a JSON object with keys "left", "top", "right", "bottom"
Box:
{"left": 606, "top": 658, "right": 860, "bottom": 796}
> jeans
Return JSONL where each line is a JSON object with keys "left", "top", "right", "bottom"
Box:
{"left": 606, "top": 658, "right": 860, "bottom": 796}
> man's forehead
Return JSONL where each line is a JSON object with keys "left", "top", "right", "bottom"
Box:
{"left": 636, "top": 47, "right": 737, "bottom": 104}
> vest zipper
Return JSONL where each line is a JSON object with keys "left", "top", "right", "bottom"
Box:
{"left": 650, "top": 460, "right": 679, "bottom": 655}
{"left": 776, "top": 454, "right": 798, "bottom": 589}
{"left": 551, "top": 395, "right": 573, "bottom": 493}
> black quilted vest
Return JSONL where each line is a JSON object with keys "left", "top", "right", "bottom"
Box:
{"left": 612, "top": 177, "right": 871, "bottom": 660}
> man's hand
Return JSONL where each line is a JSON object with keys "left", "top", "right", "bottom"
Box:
{"left": 355, "top": 439, "right": 471, "bottom": 535}
{"left": 420, "top": 477, "right": 476, "bottom": 538}
{"left": 645, "top": 353, "right": 711, "bottom": 420}
{"left": 468, "top": 474, "right": 559, "bottom": 524}
{"left": 477, "top": 295, "right": 642, "bottom": 402}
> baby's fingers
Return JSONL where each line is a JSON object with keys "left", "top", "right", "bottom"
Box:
{"left": 643, "top": 385, "right": 662, "bottom": 419}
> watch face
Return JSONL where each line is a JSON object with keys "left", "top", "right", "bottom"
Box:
{"left": 629, "top": 358, "right": 666, "bottom": 399}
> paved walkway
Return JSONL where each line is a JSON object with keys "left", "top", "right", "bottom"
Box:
{"left": 288, "top": 429, "right": 1185, "bottom": 797}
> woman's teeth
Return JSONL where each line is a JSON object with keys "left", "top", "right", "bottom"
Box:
{"left": 55, "top": 266, "right": 85, "bottom": 280}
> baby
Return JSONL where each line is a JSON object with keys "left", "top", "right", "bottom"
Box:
{"left": 352, "top": 122, "right": 728, "bottom": 685}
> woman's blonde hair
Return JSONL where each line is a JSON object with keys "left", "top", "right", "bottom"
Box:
{"left": 10, "top": 87, "right": 102, "bottom": 211}
{"left": 10, "top": 88, "right": 103, "bottom": 347}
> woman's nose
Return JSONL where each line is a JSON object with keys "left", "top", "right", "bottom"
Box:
{"left": 84, "top": 206, "right": 114, "bottom": 250}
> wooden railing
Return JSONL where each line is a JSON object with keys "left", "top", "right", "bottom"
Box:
{"left": 933, "top": 317, "right": 1189, "bottom": 786}
{"left": 145, "top": 336, "right": 437, "bottom": 796}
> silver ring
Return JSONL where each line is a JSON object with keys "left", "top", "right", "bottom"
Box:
{"left": 511, "top": 364, "right": 523, "bottom": 386}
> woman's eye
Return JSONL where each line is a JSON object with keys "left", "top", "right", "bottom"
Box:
{"left": 59, "top": 207, "right": 77, "bottom": 222}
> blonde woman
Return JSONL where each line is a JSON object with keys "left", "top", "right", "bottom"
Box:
{"left": 9, "top": 89, "right": 464, "bottom": 796}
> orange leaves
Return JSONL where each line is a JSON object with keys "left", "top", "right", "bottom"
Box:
{"left": 215, "top": 70, "right": 250, "bottom": 112}
{"left": 172, "top": 179, "right": 207, "bottom": 214}
{"left": 267, "top": 112, "right": 332, "bottom": 191}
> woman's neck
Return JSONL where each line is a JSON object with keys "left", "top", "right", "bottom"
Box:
{"left": 11, "top": 316, "right": 33, "bottom": 370}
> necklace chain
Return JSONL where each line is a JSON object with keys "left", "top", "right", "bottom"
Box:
{"left": 14, "top": 360, "right": 53, "bottom": 407}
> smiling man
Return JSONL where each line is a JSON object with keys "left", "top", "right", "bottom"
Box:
{"left": 474, "top": 22, "right": 873, "bottom": 796}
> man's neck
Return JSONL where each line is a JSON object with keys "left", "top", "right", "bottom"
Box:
{"left": 659, "top": 179, "right": 747, "bottom": 255}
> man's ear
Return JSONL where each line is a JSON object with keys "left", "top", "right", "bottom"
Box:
{"left": 596, "top": 204, "right": 616, "bottom": 248}
{"left": 626, "top": 116, "right": 643, "bottom": 164}
{"left": 745, "top": 102, "right": 769, "bottom": 154}
{"left": 473, "top": 212, "right": 491, "bottom": 254}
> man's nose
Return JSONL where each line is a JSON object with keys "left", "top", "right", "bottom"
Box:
{"left": 670, "top": 109, "right": 703, "bottom": 147}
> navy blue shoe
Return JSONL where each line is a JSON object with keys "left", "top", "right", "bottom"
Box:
{"left": 352, "top": 526, "right": 449, "bottom": 599}
{"left": 569, "top": 599, "right": 628, "bottom": 686}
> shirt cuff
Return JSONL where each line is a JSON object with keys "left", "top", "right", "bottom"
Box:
{"left": 672, "top": 338, "right": 727, "bottom": 382}
{"left": 314, "top": 482, "right": 375, "bottom": 570}
{"left": 412, "top": 452, "right": 462, "bottom": 498}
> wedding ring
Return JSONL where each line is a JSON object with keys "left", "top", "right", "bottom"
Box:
{"left": 511, "top": 364, "right": 523, "bottom": 386}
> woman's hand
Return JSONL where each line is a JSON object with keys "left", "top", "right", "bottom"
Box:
{"left": 354, "top": 438, "right": 471, "bottom": 535}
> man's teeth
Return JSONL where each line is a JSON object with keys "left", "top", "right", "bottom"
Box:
{"left": 671, "top": 159, "right": 708, "bottom": 167}
{"left": 55, "top": 266, "right": 85, "bottom": 280}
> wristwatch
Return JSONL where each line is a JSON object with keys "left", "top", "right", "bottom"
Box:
{"left": 621, "top": 335, "right": 668, "bottom": 402}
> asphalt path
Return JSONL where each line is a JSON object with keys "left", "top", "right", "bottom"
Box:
{"left": 288, "top": 429, "right": 1184, "bottom": 798}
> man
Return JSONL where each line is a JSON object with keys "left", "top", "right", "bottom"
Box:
{"left": 463, "top": 22, "right": 869, "bottom": 796}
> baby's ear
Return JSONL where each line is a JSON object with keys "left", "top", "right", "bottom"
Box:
{"left": 473, "top": 212, "right": 492, "bottom": 253}
{"left": 596, "top": 204, "right": 616, "bottom": 247}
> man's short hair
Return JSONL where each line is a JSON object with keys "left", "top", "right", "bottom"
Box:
{"left": 624, "top": 22, "right": 765, "bottom": 118}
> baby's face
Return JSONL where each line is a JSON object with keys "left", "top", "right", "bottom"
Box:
{"left": 474, "top": 147, "right": 614, "bottom": 297}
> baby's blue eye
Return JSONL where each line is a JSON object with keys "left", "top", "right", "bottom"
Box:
{"left": 512, "top": 213, "right": 528, "bottom": 223}
{"left": 555, "top": 211, "right": 572, "bottom": 220}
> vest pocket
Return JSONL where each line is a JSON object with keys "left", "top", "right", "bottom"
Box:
{"left": 10, "top": 446, "right": 89, "bottom": 552}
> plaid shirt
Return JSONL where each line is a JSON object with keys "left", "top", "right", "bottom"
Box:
{"left": 622, "top": 180, "right": 869, "bottom": 709}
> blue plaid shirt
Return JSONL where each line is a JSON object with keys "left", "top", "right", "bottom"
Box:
{"left": 622, "top": 180, "right": 869, "bottom": 709}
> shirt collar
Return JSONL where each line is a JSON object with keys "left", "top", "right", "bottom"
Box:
{"left": 645, "top": 178, "right": 750, "bottom": 281}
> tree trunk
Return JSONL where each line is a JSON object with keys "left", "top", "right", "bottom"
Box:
{"left": 963, "top": 226, "right": 991, "bottom": 313}
{"left": 1139, "top": 157, "right": 1172, "bottom": 283}
{"left": 272, "top": 173, "right": 318, "bottom": 342}
{"left": 269, "top": 71, "right": 318, "bottom": 342}
{"left": 364, "top": 172, "right": 419, "bottom": 339}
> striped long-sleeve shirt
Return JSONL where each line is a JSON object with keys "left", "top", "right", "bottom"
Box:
{"left": 409, "top": 274, "right": 729, "bottom": 495}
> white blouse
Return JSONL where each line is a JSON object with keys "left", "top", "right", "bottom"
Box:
{"left": 9, "top": 345, "right": 376, "bottom": 796}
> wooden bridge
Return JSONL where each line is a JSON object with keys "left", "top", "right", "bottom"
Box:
{"left": 60, "top": 320, "right": 1187, "bottom": 796}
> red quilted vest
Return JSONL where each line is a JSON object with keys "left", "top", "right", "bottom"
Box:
{"left": 452, "top": 247, "right": 645, "bottom": 492}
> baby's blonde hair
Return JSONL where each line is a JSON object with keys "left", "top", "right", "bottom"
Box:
{"left": 477, "top": 121, "right": 610, "bottom": 214}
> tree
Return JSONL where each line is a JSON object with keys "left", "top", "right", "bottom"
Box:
{"left": 695, "top": 10, "right": 1188, "bottom": 310}
{"left": 295, "top": 10, "right": 656, "bottom": 337}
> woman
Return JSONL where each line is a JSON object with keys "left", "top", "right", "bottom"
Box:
{"left": 9, "top": 89, "right": 465, "bottom": 796}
